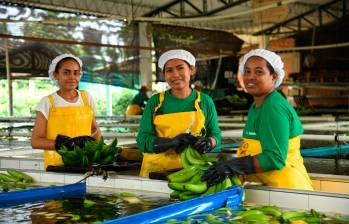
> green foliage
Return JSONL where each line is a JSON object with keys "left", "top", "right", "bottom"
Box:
{"left": 94, "top": 98, "right": 107, "bottom": 116}
{"left": 112, "top": 89, "right": 135, "bottom": 115}
{"left": 0, "top": 79, "right": 138, "bottom": 116}
{"left": 0, "top": 80, "right": 56, "bottom": 117}
{"left": 0, "top": 81, "right": 8, "bottom": 115}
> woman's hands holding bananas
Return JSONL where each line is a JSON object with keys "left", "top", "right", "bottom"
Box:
{"left": 201, "top": 156, "right": 256, "bottom": 186}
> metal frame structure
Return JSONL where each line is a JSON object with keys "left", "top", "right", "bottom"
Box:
{"left": 254, "top": 0, "right": 347, "bottom": 35}
{"left": 1, "top": 0, "right": 347, "bottom": 36}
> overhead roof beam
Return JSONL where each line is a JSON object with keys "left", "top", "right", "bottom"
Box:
{"left": 322, "top": 8, "right": 340, "bottom": 20}
{"left": 143, "top": 0, "right": 182, "bottom": 17}
{"left": 143, "top": 0, "right": 248, "bottom": 18}
{"left": 184, "top": 0, "right": 203, "bottom": 14}
{"left": 253, "top": 0, "right": 345, "bottom": 35}
{"left": 184, "top": 0, "right": 249, "bottom": 17}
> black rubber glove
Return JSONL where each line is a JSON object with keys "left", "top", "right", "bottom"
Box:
{"left": 153, "top": 133, "right": 197, "bottom": 154}
{"left": 69, "top": 136, "right": 95, "bottom": 149}
{"left": 55, "top": 134, "right": 71, "bottom": 151}
{"left": 194, "top": 137, "right": 213, "bottom": 154}
{"left": 201, "top": 156, "right": 256, "bottom": 186}
{"left": 55, "top": 134, "right": 94, "bottom": 151}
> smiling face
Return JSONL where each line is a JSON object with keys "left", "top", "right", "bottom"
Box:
{"left": 53, "top": 58, "right": 81, "bottom": 91}
{"left": 163, "top": 58, "right": 195, "bottom": 92}
{"left": 242, "top": 56, "right": 277, "bottom": 97}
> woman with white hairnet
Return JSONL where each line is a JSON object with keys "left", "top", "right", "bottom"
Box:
{"left": 202, "top": 49, "right": 313, "bottom": 190}
{"left": 136, "top": 49, "right": 222, "bottom": 177}
{"left": 31, "top": 54, "right": 101, "bottom": 170}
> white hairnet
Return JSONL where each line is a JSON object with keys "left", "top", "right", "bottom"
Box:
{"left": 158, "top": 49, "right": 196, "bottom": 70}
{"left": 48, "top": 54, "right": 83, "bottom": 84}
{"left": 238, "top": 49, "right": 285, "bottom": 88}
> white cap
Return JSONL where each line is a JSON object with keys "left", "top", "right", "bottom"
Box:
{"left": 238, "top": 49, "right": 285, "bottom": 88}
{"left": 48, "top": 54, "right": 83, "bottom": 83}
{"left": 158, "top": 49, "right": 196, "bottom": 70}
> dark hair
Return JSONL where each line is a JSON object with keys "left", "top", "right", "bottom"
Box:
{"left": 54, "top": 57, "right": 80, "bottom": 72}
{"left": 266, "top": 61, "right": 275, "bottom": 74}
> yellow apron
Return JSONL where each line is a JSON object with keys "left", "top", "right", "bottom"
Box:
{"left": 126, "top": 104, "right": 142, "bottom": 115}
{"left": 44, "top": 90, "right": 93, "bottom": 169}
{"left": 139, "top": 90, "right": 205, "bottom": 177}
{"left": 237, "top": 136, "right": 314, "bottom": 190}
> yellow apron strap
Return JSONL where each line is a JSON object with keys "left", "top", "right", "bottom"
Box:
{"left": 80, "top": 90, "right": 89, "bottom": 107}
{"left": 48, "top": 95, "right": 56, "bottom": 111}
{"left": 194, "top": 90, "right": 201, "bottom": 111}
{"left": 192, "top": 90, "right": 206, "bottom": 137}
{"left": 153, "top": 91, "right": 164, "bottom": 115}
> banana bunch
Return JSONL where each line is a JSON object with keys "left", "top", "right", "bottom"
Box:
{"left": 58, "top": 137, "right": 121, "bottom": 167}
{"left": 168, "top": 145, "right": 242, "bottom": 201}
{"left": 235, "top": 206, "right": 323, "bottom": 223}
{"left": 0, "top": 169, "right": 33, "bottom": 192}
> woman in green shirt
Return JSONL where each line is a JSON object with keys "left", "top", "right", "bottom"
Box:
{"left": 126, "top": 86, "right": 149, "bottom": 115}
{"left": 136, "top": 49, "right": 221, "bottom": 177}
{"left": 202, "top": 49, "right": 313, "bottom": 190}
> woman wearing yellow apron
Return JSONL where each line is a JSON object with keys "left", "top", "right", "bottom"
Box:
{"left": 125, "top": 86, "right": 149, "bottom": 115}
{"left": 136, "top": 49, "right": 222, "bottom": 177}
{"left": 31, "top": 54, "right": 101, "bottom": 170}
{"left": 202, "top": 49, "right": 313, "bottom": 190}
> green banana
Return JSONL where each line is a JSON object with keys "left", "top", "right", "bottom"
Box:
{"left": 185, "top": 181, "right": 207, "bottom": 194}
{"left": 230, "top": 175, "right": 242, "bottom": 186}
{"left": 170, "top": 190, "right": 181, "bottom": 199}
{"left": 282, "top": 211, "right": 306, "bottom": 221}
{"left": 201, "top": 184, "right": 216, "bottom": 196}
{"left": 7, "top": 169, "right": 33, "bottom": 183}
{"left": 185, "top": 146, "right": 207, "bottom": 166}
{"left": 74, "top": 146, "right": 84, "bottom": 158}
{"left": 201, "top": 154, "right": 218, "bottom": 163}
{"left": 0, "top": 173, "right": 18, "bottom": 182}
{"left": 58, "top": 136, "right": 120, "bottom": 167}
{"left": 92, "top": 149, "right": 101, "bottom": 163}
{"left": 242, "top": 213, "right": 269, "bottom": 222}
{"left": 168, "top": 182, "right": 186, "bottom": 191}
{"left": 178, "top": 191, "right": 199, "bottom": 201}
{"left": 95, "top": 137, "right": 104, "bottom": 152}
{"left": 168, "top": 145, "right": 244, "bottom": 201}
{"left": 0, "top": 182, "right": 9, "bottom": 192}
{"left": 180, "top": 148, "right": 191, "bottom": 168}
{"left": 101, "top": 145, "right": 112, "bottom": 158}
{"left": 303, "top": 216, "right": 321, "bottom": 223}
{"left": 213, "top": 181, "right": 223, "bottom": 193}
{"left": 259, "top": 206, "right": 282, "bottom": 218}
{"left": 82, "top": 155, "right": 89, "bottom": 167}
{"left": 100, "top": 155, "right": 114, "bottom": 165}
{"left": 83, "top": 140, "right": 96, "bottom": 157}
{"left": 221, "top": 177, "right": 232, "bottom": 190}
{"left": 109, "top": 138, "right": 118, "bottom": 150}
{"left": 167, "top": 166, "right": 199, "bottom": 183}
{"left": 237, "top": 209, "right": 264, "bottom": 218}
{"left": 64, "top": 150, "right": 81, "bottom": 165}
{"left": 186, "top": 172, "right": 202, "bottom": 184}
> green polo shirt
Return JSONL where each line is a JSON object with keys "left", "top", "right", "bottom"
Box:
{"left": 242, "top": 91, "right": 303, "bottom": 171}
